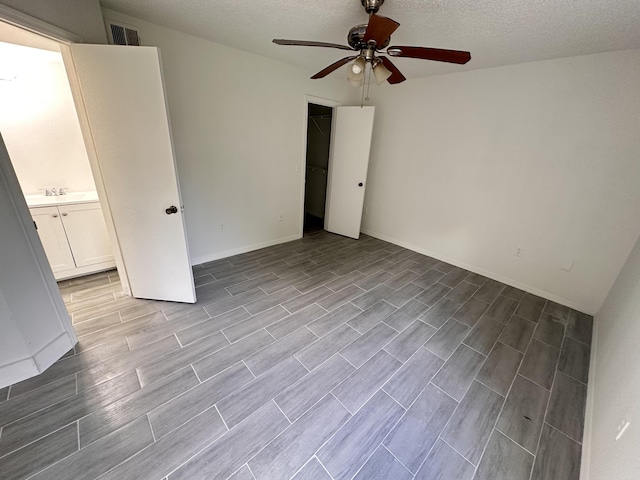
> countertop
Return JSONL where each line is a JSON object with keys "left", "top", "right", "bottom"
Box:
{"left": 25, "top": 191, "right": 100, "bottom": 208}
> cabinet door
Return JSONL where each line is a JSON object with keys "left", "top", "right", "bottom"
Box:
{"left": 59, "top": 203, "right": 115, "bottom": 268}
{"left": 29, "top": 206, "right": 76, "bottom": 273}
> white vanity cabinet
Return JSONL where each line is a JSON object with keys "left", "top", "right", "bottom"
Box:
{"left": 29, "top": 200, "right": 115, "bottom": 280}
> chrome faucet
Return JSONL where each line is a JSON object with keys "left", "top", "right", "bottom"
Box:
{"left": 58, "top": 187, "right": 67, "bottom": 195}
{"left": 45, "top": 187, "right": 57, "bottom": 196}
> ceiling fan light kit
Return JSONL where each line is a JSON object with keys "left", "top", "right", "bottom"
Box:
{"left": 273, "top": 0, "right": 471, "bottom": 86}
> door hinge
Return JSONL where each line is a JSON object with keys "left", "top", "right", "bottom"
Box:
{"left": 34, "top": 221, "right": 38, "bottom": 230}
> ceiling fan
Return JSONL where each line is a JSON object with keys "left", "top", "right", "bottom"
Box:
{"left": 273, "top": 0, "right": 471, "bottom": 86}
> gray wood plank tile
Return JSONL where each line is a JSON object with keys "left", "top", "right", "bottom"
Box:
{"left": 432, "top": 344, "right": 486, "bottom": 401}
{"left": 441, "top": 381, "right": 504, "bottom": 465}
{"left": 246, "top": 286, "right": 305, "bottom": 315}
{"left": 148, "top": 362, "right": 254, "bottom": 439}
{"left": 127, "top": 309, "right": 211, "bottom": 350}
{"left": 340, "top": 323, "right": 398, "bottom": 367}
{"left": 566, "top": 310, "right": 593, "bottom": 345}
{"left": 226, "top": 273, "right": 280, "bottom": 295}
{"left": 420, "top": 298, "right": 460, "bottom": 328}
{"left": 293, "top": 272, "right": 338, "bottom": 293}
{"left": 515, "top": 293, "right": 546, "bottom": 322}
{"left": 168, "top": 402, "right": 289, "bottom": 480}
{"left": 347, "top": 301, "right": 397, "bottom": 334}
{"left": 384, "top": 384, "right": 458, "bottom": 472}
{"left": 408, "top": 257, "right": 439, "bottom": 275}
{"left": 440, "top": 266, "right": 469, "bottom": 287}
{"left": 0, "top": 386, "right": 7, "bottom": 403}
{"left": 531, "top": 424, "right": 582, "bottom": 480}
{"left": 79, "top": 367, "right": 198, "bottom": 447}
{"left": 453, "top": 297, "right": 490, "bottom": 327}
{"left": 249, "top": 395, "right": 350, "bottom": 480}
{"left": 332, "top": 350, "right": 402, "bottom": 413}
{"left": 445, "top": 281, "right": 479, "bottom": 304}
{"left": 281, "top": 286, "right": 332, "bottom": 313}
{"left": 0, "top": 372, "right": 140, "bottom": 458}
{"left": 32, "top": 416, "right": 154, "bottom": 480}
{"left": 415, "top": 282, "right": 452, "bottom": 307}
{"left": 464, "top": 272, "right": 488, "bottom": 287}
{"left": 473, "top": 278, "right": 505, "bottom": 305}
{"left": 353, "top": 446, "right": 413, "bottom": 480}
{"left": 193, "top": 329, "right": 275, "bottom": 381}
{"left": 425, "top": 318, "right": 470, "bottom": 360}
{"left": 358, "top": 259, "right": 393, "bottom": 276}
{"left": 275, "top": 354, "right": 354, "bottom": 421}
{"left": 295, "top": 324, "right": 361, "bottom": 371}
{"left": 558, "top": 337, "right": 590, "bottom": 383}
{"left": 476, "top": 342, "right": 523, "bottom": 396}
{"left": 135, "top": 333, "right": 228, "bottom": 387}
{"left": 463, "top": 316, "right": 505, "bottom": 355}
{"left": 356, "top": 270, "right": 394, "bottom": 291}
{"left": 266, "top": 304, "right": 326, "bottom": 339}
{"left": 499, "top": 315, "right": 536, "bottom": 352}
{"left": 383, "top": 282, "right": 424, "bottom": 308}
{"left": 325, "top": 271, "right": 367, "bottom": 292}
{"left": 384, "top": 299, "right": 430, "bottom": 331}
{"left": 483, "top": 295, "right": 518, "bottom": 324}
{"left": 65, "top": 291, "right": 116, "bottom": 314}
{"left": 222, "top": 305, "right": 289, "bottom": 342}
{"left": 317, "top": 391, "right": 405, "bottom": 480}
{"left": 544, "top": 301, "right": 571, "bottom": 322}
{"left": 546, "top": 372, "right": 587, "bottom": 443}
{"left": 100, "top": 405, "right": 227, "bottom": 480}
{"left": 384, "top": 320, "right": 436, "bottom": 362}
{"left": 414, "top": 439, "right": 475, "bottom": 480}
{"left": 217, "top": 357, "right": 308, "bottom": 428}
{"left": 497, "top": 375, "right": 550, "bottom": 452}
{"left": 501, "top": 285, "right": 526, "bottom": 301}
{"left": 307, "top": 302, "right": 362, "bottom": 337}
{"left": 383, "top": 348, "right": 444, "bottom": 408}
{"left": 261, "top": 271, "right": 310, "bottom": 295}
{"left": 533, "top": 313, "right": 565, "bottom": 348}
{"left": 245, "top": 327, "right": 317, "bottom": 376}
{"left": 413, "top": 269, "right": 446, "bottom": 289}
{"left": 228, "top": 465, "right": 255, "bottom": 480}
{"left": 318, "top": 284, "right": 365, "bottom": 311}
{"left": 205, "top": 288, "right": 267, "bottom": 317}
{"left": 291, "top": 458, "right": 332, "bottom": 480}
{"left": 473, "top": 430, "right": 534, "bottom": 480}
{"left": 0, "top": 423, "right": 78, "bottom": 480}
{"left": 0, "top": 374, "right": 76, "bottom": 427}
{"left": 384, "top": 269, "right": 420, "bottom": 290}
{"left": 352, "top": 284, "right": 394, "bottom": 310}
{"left": 73, "top": 312, "right": 121, "bottom": 337}
{"left": 175, "top": 307, "right": 248, "bottom": 345}
{"left": 519, "top": 340, "right": 560, "bottom": 390}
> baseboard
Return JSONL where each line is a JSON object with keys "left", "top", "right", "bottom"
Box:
{"left": 361, "top": 228, "right": 594, "bottom": 315}
{"left": 190, "top": 234, "right": 302, "bottom": 266}
{"left": 0, "top": 355, "right": 37, "bottom": 389}
{"left": 580, "top": 315, "right": 598, "bottom": 480}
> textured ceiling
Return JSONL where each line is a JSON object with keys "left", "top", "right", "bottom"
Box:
{"left": 100, "top": 0, "right": 640, "bottom": 80}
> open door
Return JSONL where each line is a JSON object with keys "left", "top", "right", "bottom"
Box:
{"left": 325, "top": 106, "right": 375, "bottom": 239}
{"left": 66, "top": 45, "right": 196, "bottom": 303}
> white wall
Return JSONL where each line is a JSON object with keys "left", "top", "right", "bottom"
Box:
{"left": 102, "top": 9, "right": 357, "bottom": 264}
{"left": 0, "top": 0, "right": 107, "bottom": 44}
{"left": 585, "top": 235, "right": 640, "bottom": 479}
{"left": 0, "top": 43, "right": 96, "bottom": 195}
{"left": 361, "top": 50, "right": 640, "bottom": 314}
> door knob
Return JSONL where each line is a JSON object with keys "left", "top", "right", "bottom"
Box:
{"left": 165, "top": 206, "right": 178, "bottom": 215}
{"left": 358, "top": 182, "right": 364, "bottom": 187}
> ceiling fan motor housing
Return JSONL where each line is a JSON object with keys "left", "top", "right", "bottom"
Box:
{"left": 348, "top": 24, "right": 390, "bottom": 50}
{"left": 361, "top": 0, "right": 384, "bottom": 14}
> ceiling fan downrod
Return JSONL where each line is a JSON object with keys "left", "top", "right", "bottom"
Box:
{"left": 361, "top": 0, "right": 384, "bottom": 14}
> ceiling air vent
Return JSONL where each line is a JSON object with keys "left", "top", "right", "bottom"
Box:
{"left": 105, "top": 20, "right": 141, "bottom": 46}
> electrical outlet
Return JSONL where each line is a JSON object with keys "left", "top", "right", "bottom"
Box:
{"left": 219, "top": 223, "right": 224, "bottom": 232}
{"left": 278, "top": 213, "right": 284, "bottom": 222}
{"left": 514, "top": 246, "right": 523, "bottom": 257}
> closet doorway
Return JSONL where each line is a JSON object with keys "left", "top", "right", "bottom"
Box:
{"left": 303, "top": 103, "right": 333, "bottom": 234}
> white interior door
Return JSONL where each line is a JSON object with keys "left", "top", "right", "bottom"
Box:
{"left": 67, "top": 44, "right": 195, "bottom": 303}
{"left": 325, "top": 106, "right": 375, "bottom": 239}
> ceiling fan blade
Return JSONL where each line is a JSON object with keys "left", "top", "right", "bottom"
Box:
{"left": 311, "top": 56, "right": 358, "bottom": 79}
{"left": 363, "top": 14, "right": 400, "bottom": 46}
{"left": 387, "top": 46, "right": 471, "bottom": 64}
{"left": 378, "top": 56, "right": 406, "bottom": 84}
{"left": 273, "top": 39, "right": 354, "bottom": 51}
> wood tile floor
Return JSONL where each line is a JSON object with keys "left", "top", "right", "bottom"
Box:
{"left": 0, "top": 231, "right": 592, "bottom": 480}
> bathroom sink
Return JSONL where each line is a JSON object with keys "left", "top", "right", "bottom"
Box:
{"left": 25, "top": 191, "right": 99, "bottom": 207}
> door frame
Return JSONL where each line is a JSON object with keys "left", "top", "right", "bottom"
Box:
{"left": 299, "top": 95, "right": 342, "bottom": 237}
{"left": 0, "top": 8, "right": 132, "bottom": 296}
